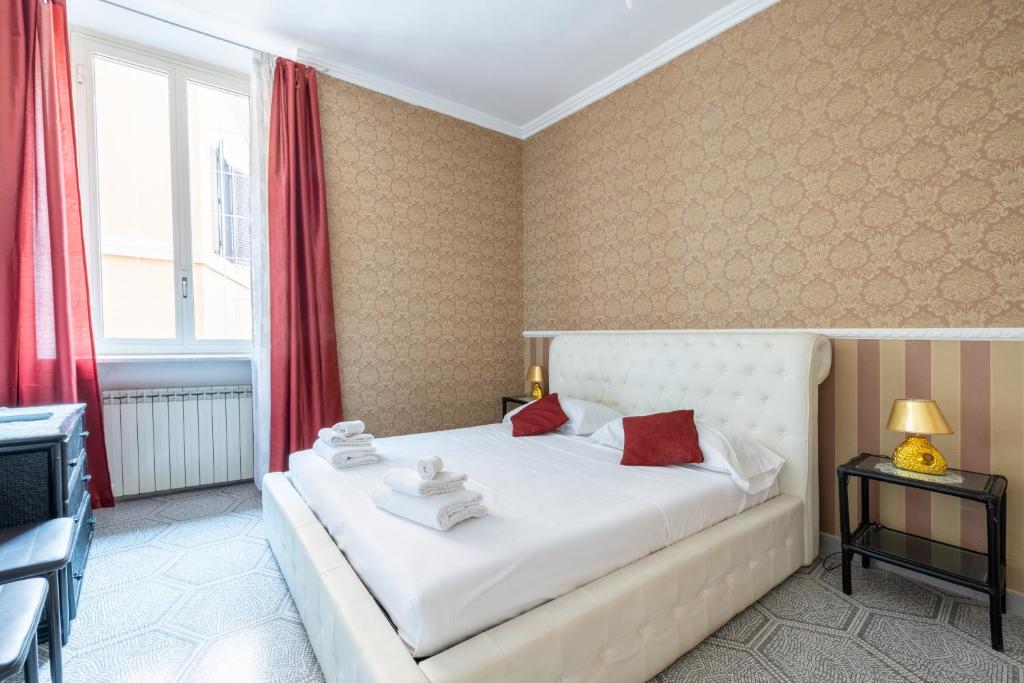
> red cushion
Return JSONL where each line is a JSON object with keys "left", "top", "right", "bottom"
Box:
{"left": 511, "top": 393, "right": 569, "bottom": 437}
{"left": 621, "top": 410, "right": 703, "bottom": 466}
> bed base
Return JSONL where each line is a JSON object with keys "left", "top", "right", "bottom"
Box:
{"left": 264, "top": 471, "right": 804, "bottom": 683}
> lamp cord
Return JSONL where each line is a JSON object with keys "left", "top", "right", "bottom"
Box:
{"left": 821, "top": 551, "right": 843, "bottom": 571}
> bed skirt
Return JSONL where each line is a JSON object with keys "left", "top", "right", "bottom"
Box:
{"left": 263, "top": 471, "right": 804, "bottom": 683}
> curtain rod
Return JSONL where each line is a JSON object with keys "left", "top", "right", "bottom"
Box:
{"left": 94, "top": 0, "right": 259, "bottom": 53}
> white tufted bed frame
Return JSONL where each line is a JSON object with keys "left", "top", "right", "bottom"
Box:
{"left": 263, "top": 331, "right": 832, "bottom": 683}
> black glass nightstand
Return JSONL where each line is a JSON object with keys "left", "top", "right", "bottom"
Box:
{"left": 501, "top": 396, "right": 532, "bottom": 416}
{"left": 837, "top": 453, "right": 1008, "bottom": 650}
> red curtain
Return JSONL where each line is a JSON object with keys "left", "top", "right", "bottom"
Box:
{"left": 0, "top": 0, "right": 114, "bottom": 507}
{"left": 267, "top": 58, "right": 343, "bottom": 473}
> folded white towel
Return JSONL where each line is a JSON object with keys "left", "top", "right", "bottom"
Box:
{"left": 416, "top": 456, "right": 443, "bottom": 480}
{"left": 318, "top": 427, "right": 373, "bottom": 447}
{"left": 382, "top": 468, "right": 467, "bottom": 497}
{"left": 313, "top": 439, "right": 378, "bottom": 468}
{"left": 332, "top": 420, "right": 365, "bottom": 436}
{"left": 371, "top": 487, "right": 486, "bottom": 531}
{"left": 313, "top": 439, "right": 376, "bottom": 457}
{"left": 334, "top": 454, "right": 379, "bottom": 469}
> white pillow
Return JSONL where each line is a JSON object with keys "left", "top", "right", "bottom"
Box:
{"left": 692, "top": 422, "right": 785, "bottom": 494}
{"left": 589, "top": 417, "right": 784, "bottom": 494}
{"left": 502, "top": 397, "right": 621, "bottom": 436}
{"left": 501, "top": 401, "right": 531, "bottom": 429}
{"left": 589, "top": 417, "right": 626, "bottom": 449}
{"left": 556, "top": 397, "right": 622, "bottom": 436}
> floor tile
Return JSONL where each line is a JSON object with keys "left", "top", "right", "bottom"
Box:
{"left": 34, "top": 483, "right": 1022, "bottom": 683}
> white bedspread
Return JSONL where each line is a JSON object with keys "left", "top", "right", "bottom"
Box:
{"left": 288, "top": 423, "right": 778, "bottom": 657}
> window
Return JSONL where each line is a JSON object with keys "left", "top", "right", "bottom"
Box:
{"left": 74, "top": 33, "right": 252, "bottom": 354}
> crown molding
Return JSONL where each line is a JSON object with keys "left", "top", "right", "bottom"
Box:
{"left": 82, "top": 0, "right": 779, "bottom": 140}
{"left": 523, "top": 328, "right": 1024, "bottom": 341}
{"left": 519, "top": 0, "right": 779, "bottom": 138}
{"left": 299, "top": 0, "right": 778, "bottom": 140}
{"left": 297, "top": 49, "right": 523, "bottom": 139}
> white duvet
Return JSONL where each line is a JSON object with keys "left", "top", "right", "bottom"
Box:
{"left": 288, "top": 423, "right": 778, "bottom": 657}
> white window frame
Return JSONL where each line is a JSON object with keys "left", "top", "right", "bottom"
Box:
{"left": 72, "top": 29, "right": 252, "bottom": 356}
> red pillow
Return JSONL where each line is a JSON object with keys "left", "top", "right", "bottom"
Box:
{"left": 621, "top": 410, "right": 703, "bottom": 466}
{"left": 511, "top": 393, "right": 569, "bottom": 437}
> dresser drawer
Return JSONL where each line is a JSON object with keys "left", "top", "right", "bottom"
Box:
{"left": 62, "top": 414, "right": 86, "bottom": 498}
{"left": 67, "top": 495, "right": 94, "bottom": 621}
{"left": 65, "top": 414, "right": 85, "bottom": 463}
{"left": 65, "top": 451, "right": 90, "bottom": 518}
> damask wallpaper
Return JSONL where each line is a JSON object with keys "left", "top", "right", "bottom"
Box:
{"left": 522, "top": 0, "right": 1024, "bottom": 330}
{"left": 316, "top": 0, "right": 1022, "bottom": 435}
{"left": 318, "top": 77, "right": 523, "bottom": 437}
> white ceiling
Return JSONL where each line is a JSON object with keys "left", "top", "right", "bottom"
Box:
{"left": 68, "top": 0, "right": 775, "bottom": 138}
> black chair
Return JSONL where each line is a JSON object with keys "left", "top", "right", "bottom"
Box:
{"left": 0, "top": 579, "right": 47, "bottom": 682}
{"left": 0, "top": 519, "right": 75, "bottom": 683}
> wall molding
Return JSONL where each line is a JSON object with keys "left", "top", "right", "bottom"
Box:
{"left": 518, "top": 0, "right": 779, "bottom": 138}
{"left": 297, "top": 49, "right": 523, "bottom": 139}
{"left": 299, "top": 0, "right": 778, "bottom": 139}
{"left": 85, "top": 0, "right": 779, "bottom": 140}
{"left": 523, "top": 328, "right": 1024, "bottom": 341}
{"left": 819, "top": 533, "right": 1022, "bottom": 617}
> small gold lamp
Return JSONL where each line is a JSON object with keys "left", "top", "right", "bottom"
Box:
{"left": 526, "top": 365, "right": 545, "bottom": 400}
{"left": 885, "top": 399, "right": 953, "bottom": 475}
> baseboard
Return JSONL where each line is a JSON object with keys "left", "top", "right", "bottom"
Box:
{"left": 114, "top": 478, "right": 254, "bottom": 502}
{"left": 819, "top": 532, "right": 1022, "bottom": 617}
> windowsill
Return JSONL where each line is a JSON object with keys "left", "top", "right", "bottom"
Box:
{"left": 96, "top": 352, "right": 252, "bottom": 390}
{"left": 97, "top": 353, "right": 251, "bottom": 364}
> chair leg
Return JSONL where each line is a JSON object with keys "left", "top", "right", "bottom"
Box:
{"left": 46, "top": 572, "right": 63, "bottom": 683}
{"left": 23, "top": 632, "right": 40, "bottom": 683}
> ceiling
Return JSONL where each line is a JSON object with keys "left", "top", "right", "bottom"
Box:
{"left": 68, "top": 0, "right": 775, "bottom": 138}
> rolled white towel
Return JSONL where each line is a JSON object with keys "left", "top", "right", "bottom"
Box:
{"left": 371, "top": 486, "right": 486, "bottom": 531}
{"left": 313, "top": 439, "right": 378, "bottom": 468}
{"left": 382, "top": 468, "right": 466, "bottom": 497}
{"left": 332, "top": 420, "right": 365, "bottom": 436}
{"left": 416, "top": 456, "right": 444, "bottom": 480}
{"left": 318, "top": 427, "right": 373, "bottom": 448}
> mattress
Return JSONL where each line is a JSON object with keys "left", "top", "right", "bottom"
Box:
{"left": 287, "top": 423, "right": 779, "bottom": 657}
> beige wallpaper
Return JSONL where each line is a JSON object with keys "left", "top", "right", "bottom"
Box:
{"left": 316, "top": 0, "right": 1022, "bottom": 436}
{"left": 522, "top": 0, "right": 1024, "bottom": 330}
{"left": 318, "top": 76, "right": 523, "bottom": 437}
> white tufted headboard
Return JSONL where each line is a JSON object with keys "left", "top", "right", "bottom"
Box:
{"left": 548, "top": 331, "right": 831, "bottom": 565}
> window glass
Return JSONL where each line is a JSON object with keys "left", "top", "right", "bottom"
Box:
{"left": 186, "top": 80, "right": 252, "bottom": 340}
{"left": 93, "top": 55, "right": 176, "bottom": 338}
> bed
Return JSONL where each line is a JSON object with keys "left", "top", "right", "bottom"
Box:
{"left": 263, "top": 331, "right": 832, "bottom": 683}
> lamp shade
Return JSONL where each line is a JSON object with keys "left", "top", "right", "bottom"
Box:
{"left": 886, "top": 399, "right": 953, "bottom": 435}
{"left": 526, "top": 365, "right": 545, "bottom": 384}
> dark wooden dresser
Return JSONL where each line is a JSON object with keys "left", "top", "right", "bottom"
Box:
{"left": 0, "top": 403, "right": 95, "bottom": 643}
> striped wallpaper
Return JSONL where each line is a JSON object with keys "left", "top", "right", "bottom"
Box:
{"left": 524, "top": 335, "right": 1023, "bottom": 592}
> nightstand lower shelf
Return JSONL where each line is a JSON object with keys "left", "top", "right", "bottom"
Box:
{"left": 848, "top": 523, "right": 990, "bottom": 591}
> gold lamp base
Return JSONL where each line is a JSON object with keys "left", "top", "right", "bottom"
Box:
{"left": 892, "top": 435, "right": 948, "bottom": 475}
{"left": 530, "top": 382, "right": 543, "bottom": 400}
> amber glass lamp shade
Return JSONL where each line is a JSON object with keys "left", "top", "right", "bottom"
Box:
{"left": 526, "top": 365, "right": 545, "bottom": 400}
{"left": 885, "top": 399, "right": 953, "bottom": 475}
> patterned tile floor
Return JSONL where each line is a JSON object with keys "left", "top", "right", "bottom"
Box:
{"left": 11, "top": 483, "right": 1023, "bottom": 682}
{"left": 656, "top": 560, "right": 1024, "bottom": 683}
{"left": 11, "top": 483, "right": 322, "bottom": 683}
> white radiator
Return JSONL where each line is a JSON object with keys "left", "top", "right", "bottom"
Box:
{"left": 102, "top": 385, "right": 254, "bottom": 497}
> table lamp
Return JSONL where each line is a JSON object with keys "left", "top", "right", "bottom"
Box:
{"left": 885, "top": 399, "right": 953, "bottom": 475}
{"left": 526, "top": 365, "right": 545, "bottom": 400}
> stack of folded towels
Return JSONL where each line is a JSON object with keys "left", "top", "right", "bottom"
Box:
{"left": 313, "top": 420, "right": 378, "bottom": 468}
{"left": 372, "top": 456, "right": 487, "bottom": 531}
